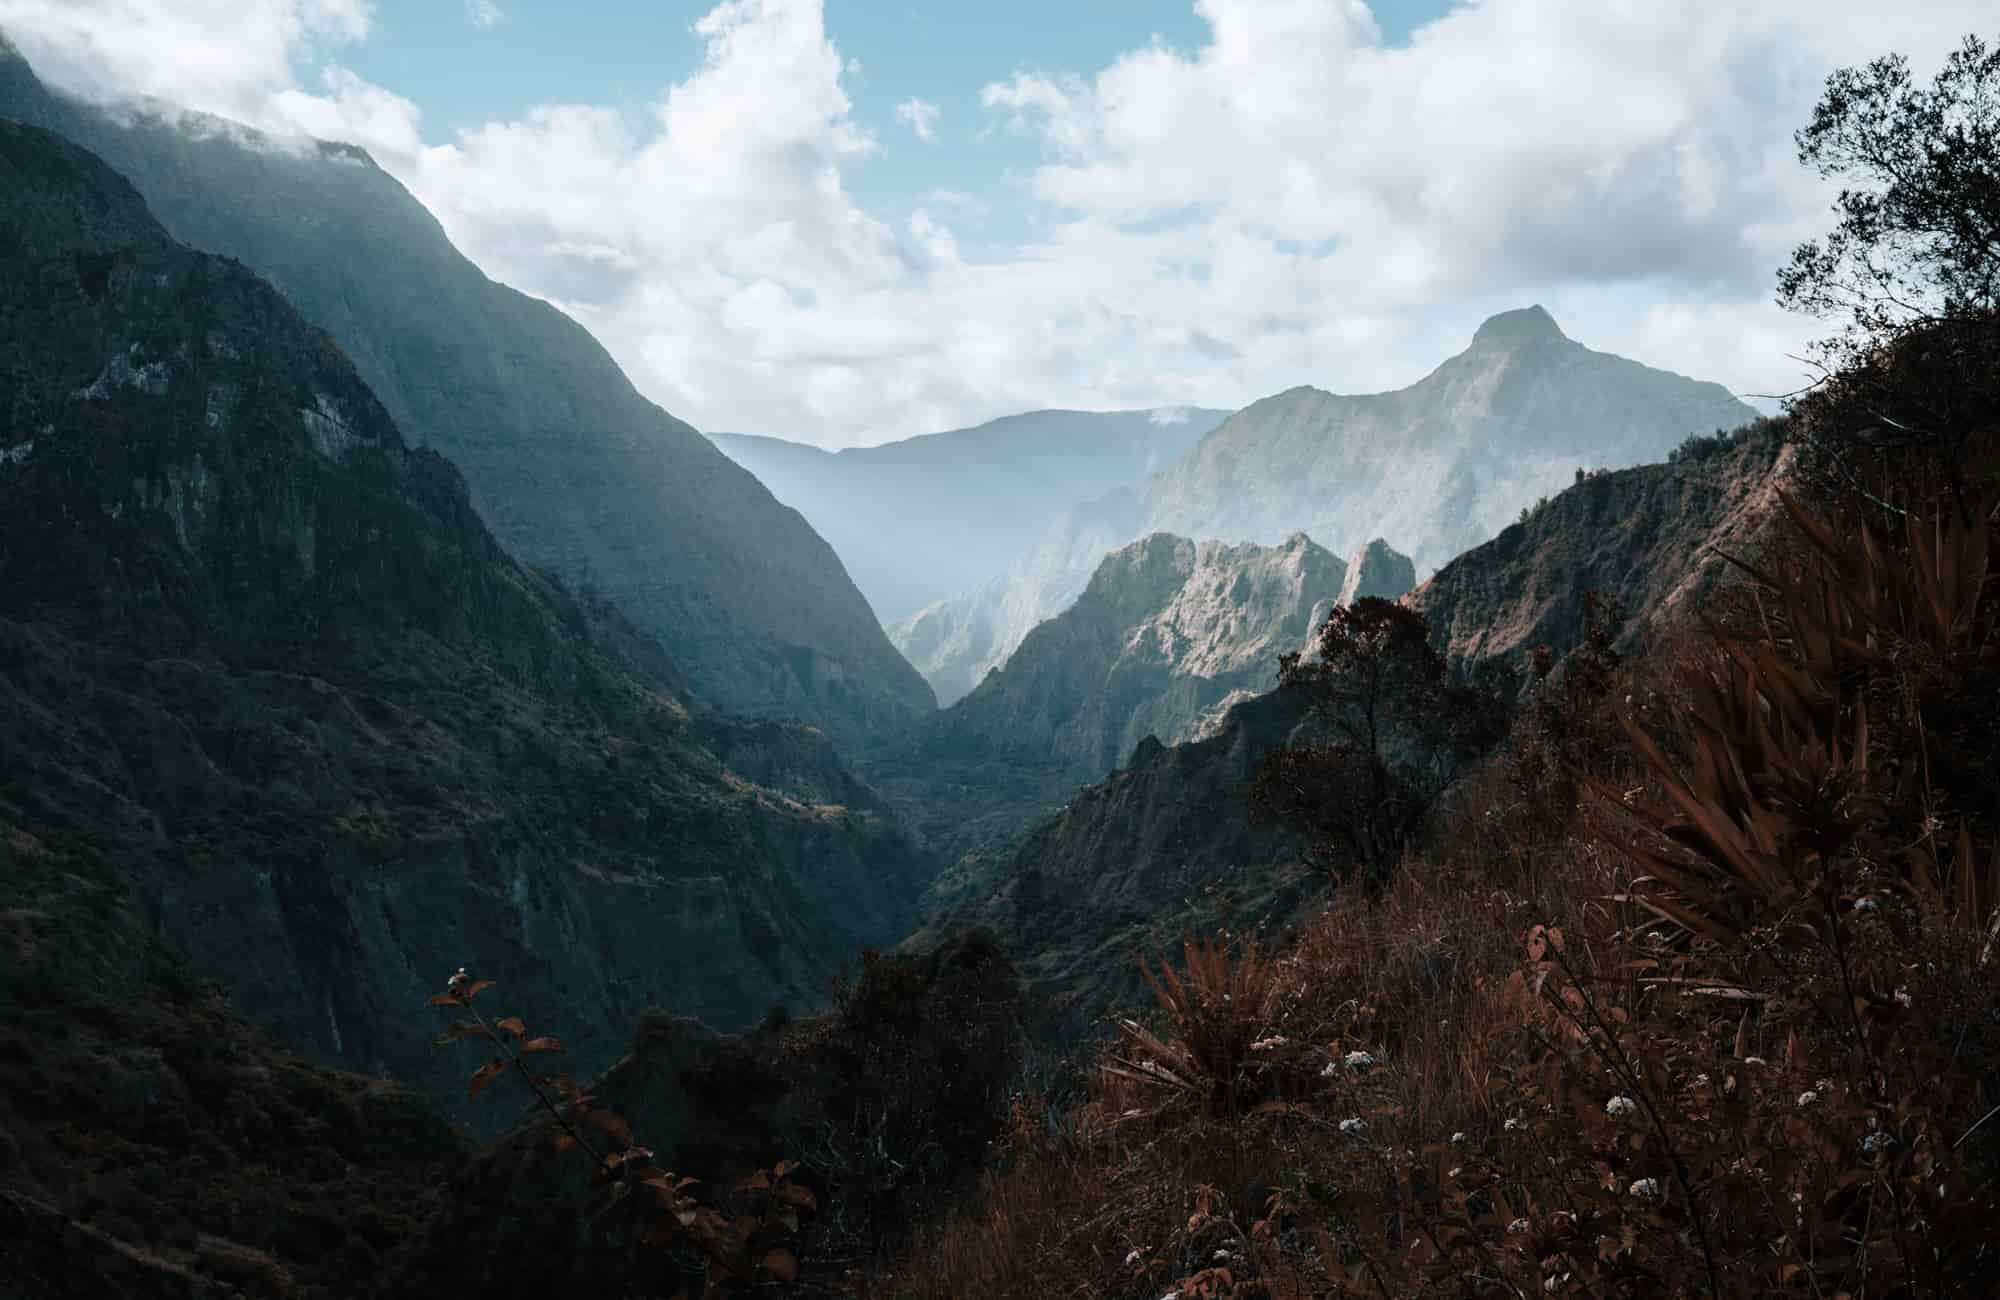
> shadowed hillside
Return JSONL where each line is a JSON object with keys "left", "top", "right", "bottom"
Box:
{"left": 0, "top": 35, "right": 934, "bottom": 745}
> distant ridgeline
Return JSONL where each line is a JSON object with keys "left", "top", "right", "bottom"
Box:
{"left": 890, "top": 305, "right": 1755, "bottom": 705}
{"left": 709, "top": 406, "right": 1230, "bottom": 624}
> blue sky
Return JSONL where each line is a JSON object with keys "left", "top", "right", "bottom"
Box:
{"left": 3, "top": 1, "right": 1989, "bottom": 445}
{"left": 341, "top": 1, "right": 1461, "bottom": 257}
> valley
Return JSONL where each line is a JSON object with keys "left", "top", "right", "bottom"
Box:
{"left": 3, "top": 13, "right": 1996, "bottom": 1299}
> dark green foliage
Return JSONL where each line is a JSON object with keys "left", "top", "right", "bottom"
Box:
{"left": 812, "top": 931, "right": 1023, "bottom": 1258}
{"left": 1778, "top": 32, "right": 2000, "bottom": 505}
{"left": 1779, "top": 33, "right": 2000, "bottom": 337}
{"left": 1252, "top": 599, "right": 1514, "bottom": 882}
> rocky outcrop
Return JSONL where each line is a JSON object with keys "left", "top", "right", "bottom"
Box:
{"left": 890, "top": 488, "right": 1148, "bottom": 707}
{"left": 929, "top": 532, "right": 1352, "bottom": 783}
{"left": 891, "top": 307, "right": 1755, "bottom": 702}
{"left": 1338, "top": 537, "right": 1419, "bottom": 609}
{"left": 0, "top": 122, "right": 927, "bottom": 1154}
{"left": 0, "top": 38, "right": 933, "bottom": 744}
{"left": 1403, "top": 422, "right": 1793, "bottom": 669}
{"left": 711, "top": 407, "right": 1228, "bottom": 623}
{"left": 863, "top": 532, "right": 1385, "bottom": 917}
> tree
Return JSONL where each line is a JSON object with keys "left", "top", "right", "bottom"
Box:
{"left": 1777, "top": 33, "right": 2000, "bottom": 503}
{"left": 1250, "top": 598, "right": 1512, "bottom": 883}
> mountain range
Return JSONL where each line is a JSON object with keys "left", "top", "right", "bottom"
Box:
{"left": 912, "top": 419, "right": 1794, "bottom": 1047}
{"left": 0, "top": 34, "right": 932, "bottom": 745}
{"left": 890, "top": 306, "right": 1756, "bottom": 704}
{"left": 0, "top": 119, "right": 925, "bottom": 1144}
{"left": 709, "top": 406, "right": 1228, "bottom": 623}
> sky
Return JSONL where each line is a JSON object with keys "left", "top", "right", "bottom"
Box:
{"left": 0, "top": 1, "right": 1990, "bottom": 447}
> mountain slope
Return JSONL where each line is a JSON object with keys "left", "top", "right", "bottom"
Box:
{"left": 890, "top": 308, "right": 1755, "bottom": 701}
{"left": 0, "top": 36, "right": 933, "bottom": 742}
{"left": 1141, "top": 306, "right": 1757, "bottom": 576}
{"left": 905, "top": 690, "right": 1317, "bottom": 1043}
{"left": 1403, "top": 421, "right": 1793, "bottom": 668}
{"left": 710, "top": 406, "right": 1228, "bottom": 622}
{"left": 0, "top": 121, "right": 925, "bottom": 1145}
{"left": 863, "top": 533, "right": 1408, "bottom": 920}
{"left": 889, "top": 487, "right": 1146, "bottom": 706}
{"left": 921, "top": 419, "right": 1793, "bottom": 1049}
{"left": 930, "top": 532, "right": 1365, "bottom": 783}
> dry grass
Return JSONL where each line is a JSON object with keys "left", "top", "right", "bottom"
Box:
{"left": 865, "top": 464, "right": 2000, "bottom": 1299}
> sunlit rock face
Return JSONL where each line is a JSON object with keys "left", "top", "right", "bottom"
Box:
{"left": 928, "top": 530, "right": 1358, "bottom": 784}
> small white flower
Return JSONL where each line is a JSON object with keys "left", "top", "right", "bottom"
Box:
{"left": 1863, "top": 1132, "right": 1895, "bottom": 1154}
{"left": 1214, "top": 1249, "right": 1232, "bottom": 1262}
{"left": 1508, "top": 1217, "right": 1531, "bottom": 1234}
{"left": 1339, "top": 1117, "right": 1369, "bottom": 1138}
{"left": 1605, "top": 1095, "right": 1638, "bottom": 1119}
{"left": 1743, "top": 1056, "right": 1767, "bottom": 1066}
{"left": 1450, "top": 1131, "right": 1468, "bottom": 1145}
{"left": 1344, "top": 1050, "right": 1376, "bottom": 1070}
{"left": 1629, "top": 1178, "right": 1662, "bottom": 1199}
{"left": 1320, "top": 1061, "right": 1340, "bottom": 1078}
{"left": 1895, "top": 987, "right": 1913, "bottom": 1008}
{"left": 1797, "top": 1091, "right": 1819, "bottom": 1108}
{"left": 1692, "top": 1074, "right": 1710, "bottom": 1088}
{"left": 1852, "top": 897, "right": 1879, "bottom": 913}
{"left": 1125, "top": 1248, "right": 1145, "bottom": 1266}
{"left": 1505, "top": 1117, "right": 1523, "bottom": 1132}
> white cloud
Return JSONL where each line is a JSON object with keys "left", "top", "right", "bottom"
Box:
{"left": 5, "top": 0, "right": 1994, "bottom": 447}
{"left": 894, "top": 94, "right": 939, "bottom": 143}
{"left": 0, "top": 0, "right": 372, "bottom": 126}
{"left": 464, "top": 0, "right": 501, "bottom": 27}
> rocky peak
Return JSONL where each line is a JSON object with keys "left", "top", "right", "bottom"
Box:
{"left": 1337, "top": 538, "right": 1417, "bottom": 608}
{"left": 922, "top": 531, "right": 1346, "bottom": 787}
{"left": 1468, "top": 304, "right": 1569, "bottom": 352}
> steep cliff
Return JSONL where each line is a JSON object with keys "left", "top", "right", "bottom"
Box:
{"left": 889, "top": 488, "right": 1145, "bottom": 706}
{"left": 0, "top": 36, "right": 933, "bottom": 743}
{"left": 930, "top": 532, "right": 1356, "bottom": 782}
{"left": 711, "top": 406, "right": 1228, "bottom": 623}
{"left": 891, "top": 307, "right": 1755, "bottom": 701}
{"left": 1403, "top": 422, "right": 1793, "bottom": 669}
{"left": 0, "top": 122, "right": 927, "bottom": 1152}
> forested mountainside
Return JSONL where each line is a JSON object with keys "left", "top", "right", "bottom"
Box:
{"left": 891, "top": 306, "right": 1755, "bottom": 704}
{"left": 0, "top": 123, "right": 928, "bottom": 1158}
{"left": 0, "top": 35, "right": 933, "bottom": 745}
{"left": 711, "top": 406, "right": 1228, "bottom": 622}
